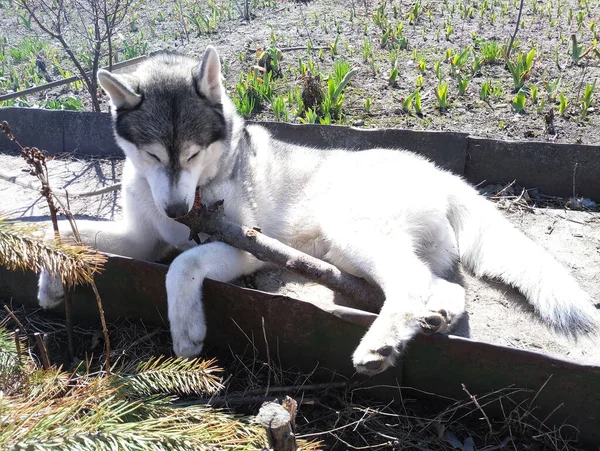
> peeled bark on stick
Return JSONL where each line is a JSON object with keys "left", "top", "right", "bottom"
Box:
{"left": 175, "top": 200, "right": 385, "bottom": 313}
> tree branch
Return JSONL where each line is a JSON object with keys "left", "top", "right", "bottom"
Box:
{"left": 175, "top": 201, "right": 385, "bottom": 313}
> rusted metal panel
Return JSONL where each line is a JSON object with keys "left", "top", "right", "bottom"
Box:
{"left": 465, "top": 136, "right": 600, "bottom": 200}
{"left": 404, "top": 335, "right": 600, "bottom": 444}
{"left": 1, "top": 256, "right": 600, "bottom": 444}
{"left": 0, "top": 108, "right": 117, "bottom": 158}
{"left": 258, "top": 121, "right": 468, "bottom": 174}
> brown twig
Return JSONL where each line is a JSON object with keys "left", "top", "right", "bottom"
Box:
{"left": 13, "top": 328, "right": 23, "bottom": 359}
{"left": 247, "top": 46, "right": 329, "bottom": 53}
{"left": 243, "top": 381, "right": 351, "bottom": 396}
{"left": 262, "top": 316, "right": 272, "bottom": 396}
{"left": 462, "top": 383, "right": 494, "bottom": 437}
{"left": 33, "top": 332, "right": 51, "bottom": 369}
{"left": 2, "top": 121, "right": 75, "bottom": 360}
{"left": 3, "top": 305, "right": 26, "bottom": 331}
{"left": 1, "top": 121, "right": 111, "bottom": 371}
{"left": 176, "top": 395, "right": 316, "bottom": 408}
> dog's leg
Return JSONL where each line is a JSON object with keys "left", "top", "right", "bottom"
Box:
{"left": 167, "top": 242, "right": 265, "bottom": 358}
{"left": 423, "top": 276, "right": 466, "bottom": 334}
{"left": 324, "top": 233, "right": 438, "bottom": 375}
{"left": 38, "top": 219, "right": 166, "bottom": 309}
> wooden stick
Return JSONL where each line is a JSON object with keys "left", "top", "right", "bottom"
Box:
{"left": 14, "top": 328, "right": 22, "bottom": 358}
{"left": 34, "top": 332, "right": 51, "bottom": 370}
{"left": 176, "top": 201, "right": 447, "bottom": 330}
{"left": 175, "top": 395, "right": 316, "bottom": 408}
{"left": 256, "top": 397, "right": 298, "bottom": 451}
{"left": 3, "top": 305, "right": 26, "bottom": 331}
{"left": 175, "top": 201, "right": 385, "bottom": 313}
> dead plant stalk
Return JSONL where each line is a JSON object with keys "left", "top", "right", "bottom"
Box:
{"left": 0, "top": 121, "right": 111, "bottom": 371}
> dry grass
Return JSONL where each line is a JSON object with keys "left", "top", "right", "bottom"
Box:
{"left": 287, "top": 384, "right": 586, "bottom": 450}
{"left": 480, "top": 180, "right": 599, "bottom": 213}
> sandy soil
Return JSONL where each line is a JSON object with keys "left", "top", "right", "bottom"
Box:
{"left": 1, "top": 151, "right": 598, "bottom": 365}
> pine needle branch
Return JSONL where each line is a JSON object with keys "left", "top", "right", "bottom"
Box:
{"left": 1, "top": 120, "right": 111, "bottom": 369}
{"left": 0, "top": 332, "right": 276, "bottom": 451}
{"left": 0, "top": 218, "right": 106, "bottom": 287}
{"left": 126, "top": 356, "right": 224, "bottom": 397}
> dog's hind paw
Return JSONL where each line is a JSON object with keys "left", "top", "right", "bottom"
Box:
{"left": 38, "top": 271, "right": 64, "bottom": 309}
{"left": 352, "top": 343, "right": 400, "bottom": 376}
{"left": 418, "top": 310, "right": 451, "bottom": 335}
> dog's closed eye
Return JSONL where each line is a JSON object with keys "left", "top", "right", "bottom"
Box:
{"left": 188, "top": 151, "right": 200, "bottom": 162}
{"left": 147, "top": 152, "right": 161, "bottom": 162}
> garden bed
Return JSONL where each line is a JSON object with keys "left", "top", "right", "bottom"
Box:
{"left": 2, "top": 0, "right": 600, "bottom": 145}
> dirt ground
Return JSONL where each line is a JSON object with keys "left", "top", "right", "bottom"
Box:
{"left": 2, "top": 0, "right": 600, "bottom": 144}
{"left": 1, "top": 152, "right": 598, "bottom": 366}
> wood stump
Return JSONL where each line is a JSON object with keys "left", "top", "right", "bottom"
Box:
{"left": 256, "top": 396, "right": 298, "bottom": 451}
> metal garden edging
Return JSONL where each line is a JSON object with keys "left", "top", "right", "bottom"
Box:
{"left": 1, "top": 107, "right": 600, "bottom": 200}
{"left": 1, "top": 107, "right": 600, "bottom": 444}
{"left": 1, "top": 257, "right": 599, "bottom": 444}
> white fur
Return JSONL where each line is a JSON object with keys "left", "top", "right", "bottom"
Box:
{"left": 39, "top": 47, "right": 598, "bottom": 376}
{"left": 197, "top": 45, "right": 222, "bottom": 102}
{"left": 97, "top": 69, "right": 141, "bottom": 109}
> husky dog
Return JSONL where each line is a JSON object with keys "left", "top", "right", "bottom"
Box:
{"left": 38, "top": 46, "right": 597, "bottom": 375}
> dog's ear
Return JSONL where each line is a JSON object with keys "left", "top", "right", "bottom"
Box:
{"left": 98, "top": 69, "right": 142, "bottom": 110}
{"left": 194, "top": 45, "right": 222, "bottom": 103}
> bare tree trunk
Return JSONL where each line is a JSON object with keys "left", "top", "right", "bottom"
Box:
{"left": 18, "top": 0, "right": 133, "bottom": 112}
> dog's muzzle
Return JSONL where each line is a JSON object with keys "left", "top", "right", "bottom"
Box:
{"left": 165, "top": 202, "right": 191, "bottom": 219}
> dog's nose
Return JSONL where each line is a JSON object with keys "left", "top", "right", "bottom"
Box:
{"left": 165, "top": 202, "right": 190, "bottom": 219}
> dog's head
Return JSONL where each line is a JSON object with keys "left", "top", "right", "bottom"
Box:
{"left": 98, "top": 46, "right": 229, "bottom": 219}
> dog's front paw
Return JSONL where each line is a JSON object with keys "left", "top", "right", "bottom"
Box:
{"left": 352, "top": 343, "right": 400, "bottom": 376}
{"left": 168, "top": 295, "right": 207, "bottom": 357}
{"left": 166, "top": 264, "right": 207, "bottom": 358}
{"left": 38, "top": 271, "right": 64, "bottom": 309}
{"left": 171, "top": 318, "right": 206, "bottom": 358}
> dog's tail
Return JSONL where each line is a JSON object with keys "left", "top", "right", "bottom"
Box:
{"left": 448, "top": 185, "right": 597, "bottom": 338}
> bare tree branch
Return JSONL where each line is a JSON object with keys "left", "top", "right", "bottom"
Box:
{"left": 18, "top": 0, "right": 135, "bottom": 112}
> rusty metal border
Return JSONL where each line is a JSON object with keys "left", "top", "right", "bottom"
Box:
{"left": 1, "top": 256, "right": 599, "bottom": 444}
{"left": 1, "top": 108, "right": 600, "bottom": 444}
